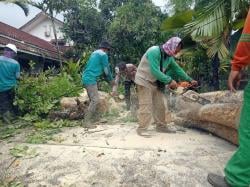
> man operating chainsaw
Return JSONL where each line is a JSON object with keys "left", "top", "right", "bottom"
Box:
{"left": 135, "top": 37, "right": 197, "bottom": 136}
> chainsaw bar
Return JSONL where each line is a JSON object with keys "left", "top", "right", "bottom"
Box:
{"left": 182, "top": 90, "right": 211, "bottom": 105}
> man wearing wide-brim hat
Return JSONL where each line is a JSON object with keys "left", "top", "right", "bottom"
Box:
{"left": 82, "top": 41, "right": 114, "bottom": 124}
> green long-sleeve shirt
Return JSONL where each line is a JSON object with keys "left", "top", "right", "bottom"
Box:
{"left": 0, "top": 56, "right": 20, "bottom": 92}
{"left": 82, "top": 49, "right": 113, "bottom": 86}
{"left": 146, "top": 46, "right": 192, "bottom": 84}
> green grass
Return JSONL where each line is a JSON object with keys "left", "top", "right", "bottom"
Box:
{"left": 25, "top": 129, "right": 61, "bottom": 144}
{"left": 0, "top": 119, "right": 31, "bottom": 140}
{"left": 120, "top": 115, "right": 138, "bottom": 123}
{"left": 102, "top": 109, "right": 120, "bottom": 121}
{"left": 0, "top": 180, "right": 24, "bottom": 187}
{"left": 10, "top": 144, "right": 38, "bottom": 158}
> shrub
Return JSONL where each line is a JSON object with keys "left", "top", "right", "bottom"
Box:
{"left": 15, "top": 63, "right": 82, "bottom": 118}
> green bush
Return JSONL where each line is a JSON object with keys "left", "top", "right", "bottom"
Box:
{"left": 15, "top": 62, "right": 82, "bottom": 118}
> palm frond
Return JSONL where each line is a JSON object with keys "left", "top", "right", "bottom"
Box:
{"left": 199, "top": 36, "right": 229, "bottom": 59}
{"left": 231, "top": 0, "right": 240, "bottom": 13}
{"left": 219, "top": 59, "right": 230, "bottom": 73}
{"left": 14, "top": 1, "right": 29, "bottom": 16}
{"left": 160, "top": 10, "right": 194, "bottom": 31}
{"left": 231, "top": 0, "right": 249, "bottom": 16}
{"left": 233, "top": 18, "right": 245, "bottom": 30}
{"left": 0, "top": 0, "right": 29, "bottom": 16}
{"left": 184, "top": 0, "right": 227, "bottom": 37}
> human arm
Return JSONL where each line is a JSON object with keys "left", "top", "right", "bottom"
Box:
{"left": 112, "top": 67, "right": 120, "bottom": 93}
{"left": 16, "top": 63, "right": 21, "bottom": 80}
{"left": 125, "top": 64, "right": 137, "bottom": 81}
{"left": 228, "top": 10, "right": 250, "bottom": 92}
{"left": 102, "top": 54, "right": 113, "bottom": 82}
{"left": 228, "top": 70, "right": 241, "bottom": 92}
{"left": 168, "top": 58, "right": 193, "bottom": 83}
{"left": 147, "top": 47, "right": 172, "bottom": 84}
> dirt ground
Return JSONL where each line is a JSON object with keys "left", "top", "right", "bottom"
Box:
{"left": 0, "top": 120, "right": 236, "bottom": 187}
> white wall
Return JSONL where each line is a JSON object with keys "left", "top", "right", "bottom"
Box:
{"left": 27, "top": 19, "right": 64, "bottom": 42}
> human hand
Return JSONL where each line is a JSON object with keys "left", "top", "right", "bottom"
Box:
{"left": 228, "top": 70, "right": 240, "bottom": 92}
{"left": 168, "top": 80, "right": 178, "bottom": 90}
{"left": 190, "top": 80, "right": 198, "bottom": 87}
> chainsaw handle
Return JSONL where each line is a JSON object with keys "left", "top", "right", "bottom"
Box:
{"left": 188, "top": 85, "right": 201, "bottom": 89}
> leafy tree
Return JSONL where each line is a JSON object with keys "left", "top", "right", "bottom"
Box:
{"left": 63, "top": 0, "right": 105, "bottom": 53}
{"left": 99, "top": 0, "right": 129, "bottom": 22}
{"left": 166, "top": 0, "right": 194, "bottom": 14}
{"left": 63, "top": 0, "right": 168, "bottom": 65}
{"left": 108, "top": 0, "right": 167, "bottom": 64}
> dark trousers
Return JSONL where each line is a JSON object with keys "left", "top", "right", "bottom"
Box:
{"left": 124, "top": 80, "right": 135, "bottom": 110}
{"left": 0, "top": 89, "right": 15, "bottom": 115}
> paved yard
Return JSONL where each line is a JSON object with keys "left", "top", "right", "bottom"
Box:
{"left": 0, "top": 123, "right": 236, "bottom": 187}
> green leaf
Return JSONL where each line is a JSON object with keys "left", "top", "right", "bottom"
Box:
{"left": 10, "top": 145, "right": 38, "bottom": 158}
{"left": 0, "top": 127, "right": 16, "bottom": 139}
{"left": 161, "top": 10, "right": 194, "bottom": 31}
{"left": 199, "top": 36, "right": 229, "bottom": 59}
{"left": 184, "top": 0, "right": 227, "bottom": 37}
{"left": 232, "top": 18, "right": 245, "bottom": 30}
{"left": 14, "top": 1, "right": 29, "bottom": 16}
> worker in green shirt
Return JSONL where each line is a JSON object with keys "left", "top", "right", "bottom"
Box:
{"left": 82, "top": 41, "right": 114, "bottom": 123}
{"left": 0, "top": 44, "right": 20, "bottom": 122}
{"left": 135, "top": 37, "right": 197, "bottom": 136}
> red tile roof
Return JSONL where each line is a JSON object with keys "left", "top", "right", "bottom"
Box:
{"left": 0, "top": 21, "right": 60, "bottom": 61}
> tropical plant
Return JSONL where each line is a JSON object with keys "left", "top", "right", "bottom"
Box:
{"left": 185, "top": 0, "right": 249, "bottom": 59}
{"left": 185, "top": 0, "right": 249, "bottom": 90}
{"left": 162, "top": 0, "right": 249, "bottom": 90}
{"left": 162, "top": 0, "right": 249, "bottom": 59}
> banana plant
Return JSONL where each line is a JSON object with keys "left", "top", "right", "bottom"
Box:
{"left": 0, "top": 0, "right": 29, "bottom": 16}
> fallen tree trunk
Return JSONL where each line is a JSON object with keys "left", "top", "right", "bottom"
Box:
{"left": 172, "top": 91, "right": 243, "bottom": 145}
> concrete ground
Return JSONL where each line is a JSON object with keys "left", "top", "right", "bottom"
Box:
{"left": 0, "top": 122, "right": 236, "bottom": 187}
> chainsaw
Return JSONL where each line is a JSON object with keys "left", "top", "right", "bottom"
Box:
{"left": 167, "top": 82, "right": 211, "bottom": 105}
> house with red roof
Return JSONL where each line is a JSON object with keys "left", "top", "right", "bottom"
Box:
{"left": 20, "top": 12, "right": 65, "bottom": 44}
{"left": 0, "top": 21, "right": 61, "bottom": 71}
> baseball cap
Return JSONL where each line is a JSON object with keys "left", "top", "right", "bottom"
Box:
{"left": 5, "top": 44, "right": 17, "bottom": 53}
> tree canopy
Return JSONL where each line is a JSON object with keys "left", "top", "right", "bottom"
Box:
{"left": 107, "top": 0, "right": 165, "bottom": 63}
{"left": 63, "top": 0, "right": 168, "bottom": 64}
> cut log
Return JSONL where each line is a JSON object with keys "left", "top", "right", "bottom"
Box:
{"left": 173, "top": 91, "right": 243, "bottom": 145}
{"left": 175, "top": 118, "right": 238, "bottom": 145}
{"left": 58, "top": 90, "right": 123, "bottom": 120}
{"left": 60, "top": 97, "right": 78, "bottom": 110}
{"left": 198, "top": 103, "right": 241, "bottom": 129}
